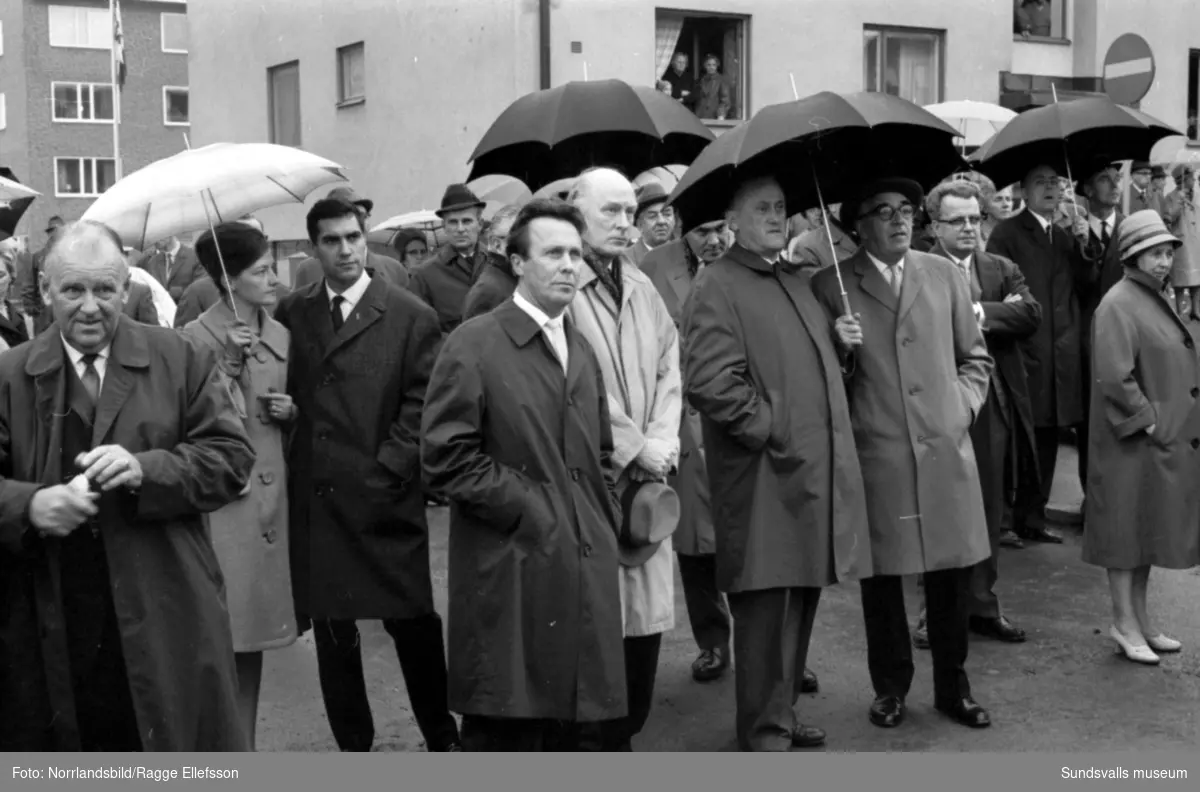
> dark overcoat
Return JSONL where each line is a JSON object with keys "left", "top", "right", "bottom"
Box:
{"left": 811, "top": 249, "right": 993, "bottom": 576}
{"left": 1083, "top": 269, "right": 1200, "bottom": 570}
{"left": 135, "top": 244, "right": 205, "bottom": 301}
{"left": 461, "top": 259, "right": 517, "bottom": 323}
{"left": 408, "top": 245, "right": 499, "bottom": 335}
{"left": 681, "top": 245, "right": 872, "bottom": 592}
{"left": 275, "top": 275, "right": 441, "bottom": 620}
{"left": 421, "top": 299, "right": 627, "bottom": 722}
{"left": 642, "top": 239, "right": 714, "bottom": 556}
{"left": 986, "top": 210, "right": 1101, "bottom": 428}
{"left": 0, "top": 318, "right": 255, "bottom": 750}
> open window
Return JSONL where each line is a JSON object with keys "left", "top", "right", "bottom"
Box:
{"left": 864, "top": 25, "right": 943, "bottom": 106}
{"left": 654, "top": 9, "right": 748, "bottom": 123}
{"left": 1013, "top": 0, "right": 1067, "bottom": 42}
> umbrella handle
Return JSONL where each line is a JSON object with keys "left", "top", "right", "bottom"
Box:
{"left": 200, "top": 188, "right": 240, "bottom": 323}
{"left": 811, "top": 164, "right": 853, "bottom": 318}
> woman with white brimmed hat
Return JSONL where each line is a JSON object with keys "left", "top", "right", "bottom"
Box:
{"left": 1083, "top": 209, "right": 1200, "bottom": 665}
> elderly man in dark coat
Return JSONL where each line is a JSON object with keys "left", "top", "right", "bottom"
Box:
{"left": 275, "top": 198, "right": 461, "bottom": 752}
{"left": 629, "top": 182, "right": 675, "bottom": 267}
{"left": 408, "top": 184, "right": 503, "bottom": 336}
{"left": 914, "top": 178, "right": 1040, "bottom": 648}
{"left": 134, "top": 234, "right": 205, "bottom": 301}
{"left": 0, "top": 220, "right": 255, "bottom": 751}
{"left": 422, "top": 199, "right": 627, "bottom": 751}
{"left": 289, "top": 187, "right": 410, "bottom": 292}
{"left": 682, "top": 175, "right": 873, "bottom": 752}
{"left": 812, "top": 177, "right": 995, "bottom": 732}
{"left": 987, "top": 164, "right": 1101, "bottom": 543}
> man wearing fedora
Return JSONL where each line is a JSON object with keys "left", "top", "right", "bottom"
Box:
{"left": 629, "top": 182, "right": 675, "bottom": 267}
{"left": 1126, "top": 161, "right": 1162, "bottom": 217}
{"left": 569, "top": 167, "right": 681, "bottom": 751}
{"left": 682, "top": 175, "right": 872, "bottom": 751}
{"left": 408, "top": 183, "right": 503, "bottom": 336}
{"left": 421, "top": 198, "right": 628, "bottom": 751}
{"left": 290, "top": 186, "right": 409, "bottom": 292}
{"left": 812, "top": 176, "right": 994, "bottom": 732}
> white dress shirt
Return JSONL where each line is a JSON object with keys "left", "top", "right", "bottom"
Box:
{"left": 1089, "top": 212, "right": 1117, "bottom": 242}
{"left": 326, "top": 270, "right": 371, "bottom": 322}
{"left": 62, "top": 336, "right": 111, "bottom": 390}
{"left": 1027, "top": 207, "right": 1054, "bottom": 237}
{"left": 513, "top": 291, "right": 568, "bottom": 374}
{"left": 866, "top": 250, "right": 904, "bottom": 292}
{"left": 945, "top": 251, "right": 987, "bottom": 327}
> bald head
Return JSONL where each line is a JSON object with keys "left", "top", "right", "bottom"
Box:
{"left": 41, "top": 221, "right": 130, "bottom": 354}
{"left": 570, "top": 167, "right": 637, "bottom": 258}
{"left": 725, "top": 177, "right": 787, "bottom": 258}
{"left": 43, "top": 221, "right": 129, "bottom": 282}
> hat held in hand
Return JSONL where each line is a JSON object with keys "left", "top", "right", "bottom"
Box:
{"left": 618, "top": 479, "right": 679, "bottom": 567}
{"left": 435, "top": 183, "right": 486, "bottom": 218}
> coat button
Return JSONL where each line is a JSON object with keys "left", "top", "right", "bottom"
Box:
{"left": 264, "top": 529, "right": 277, "bottom": 544}
{"left": 1192, "top": 387, "right": 1199, "bottom": 398}
{"left": 318, "top": 431, "right": 329, "bottom": 441}
{"left": 322, "top": 375, "right": 334, "bottom": 386}
{"left": 259, "top": 471, "right": 275, "bottom": 485}
{"left": 681, "top": 450, "right": 691, "bottom": 459}
{"left": 583, "top": 544, "right": 592, "bottom": 557}
{"left": 916, "top": 435, "right": 926, "bottom": 443}
{"left": 1187, "top": 338, "right": 1195, "bottom": 350}
{"left": 571, "top": 469, "right": 580, "bottom": 481}
{"left": 908, "top": 386, "right": 921, "bottom": 395}
{"left": 567, "top": 396, "right": 574, "bottom": 406}
{"left": 255, "top": 352, "right": 268, "bottom": 363}
{"left": 902, "top": 338, "right": 911, "bottom": 346}
{"left": 1193, "top": 439, "right": 1200, "bottom": 449}
{"left": 688, "top": 407, "right": 698, "bottom": 416}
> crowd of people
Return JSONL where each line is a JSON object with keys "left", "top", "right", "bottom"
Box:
{"left": 1, "top": 138, "right": 1198, "bottom": 754}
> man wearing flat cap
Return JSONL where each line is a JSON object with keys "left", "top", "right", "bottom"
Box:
{"left": 408, "top": 183, "right": 504, "bottom": 336}
{"left": 683, "top": 174, "right": 872, "bottom": 751}
{"left": 290, "top": 186, "right": 410, "bottom": 293}
{"left": 812, "top": 176, "right": 995, "bottom": 732}
{"left": 629, "top": 182, "right": 676, "bottom": 267}
{"left": 1126, "top": 161, "right": 1162, "bottom": 217}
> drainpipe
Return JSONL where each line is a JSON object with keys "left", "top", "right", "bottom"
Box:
{"left": 539, "top": 0, "right": 551, "bottom": 89}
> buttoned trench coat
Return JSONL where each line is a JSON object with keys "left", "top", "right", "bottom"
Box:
{"left": 0, "top": 318, "right": 255, "bottom": 750}
{"left": 421, "top": 299, "right": 627, "bottom": 722}
{"left": 569, "top": 253, "right": 681, "bottom": 637}
{"left": 275, "top": 276, "right": 441, "bottom": 620}
{"left": 641, "top": 239, "right": 714, "bottom": 556}
{"left": 1083, "top": 269, "right": 1200, "bottom": 570}
{"left": 681, "top": 245, "right": 872, "bottom": 591}
{"left": 811, "top": 249, "right": 993, "bottom": 576}
{"left": 182, "top": 301, "right": 297, "bottom": 652}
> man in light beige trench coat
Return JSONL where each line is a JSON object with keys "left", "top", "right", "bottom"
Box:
{"left": 569, "top": 167, "right": 681, "bottom": 751}
{"left": 811, "top": 177, "right": 995, "bottom": 733}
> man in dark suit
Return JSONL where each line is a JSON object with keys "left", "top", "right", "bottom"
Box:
{"left": 915, "top": 179, "right": 1041, "bottom": 648}
{"left": 135, "top": 235, "right": 205, "bottom": 302}
{"left": 274, "top": 197, "right": 461, "bottom": 753}
{"left": 290, "top": 186, "right": 410, "bottom": 292}
{"left": 122, "top": 279, "right": 159, "bottom": 325}
{"left": 1125, "top": 161, "right": 1162, "bottom": 216}
{"left": 987, "top": 164, "right": 1102, "bottom": 545}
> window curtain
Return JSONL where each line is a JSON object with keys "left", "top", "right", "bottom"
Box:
{"left": 655, "top": 16, "right": 684, "bottom": 81}
{"left": 893, "top": 35, "right": 937, "bottom": 106}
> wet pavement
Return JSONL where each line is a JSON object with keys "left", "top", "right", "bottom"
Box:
{"left": 256, "top": 445, "right": 1200, "bottom": 751}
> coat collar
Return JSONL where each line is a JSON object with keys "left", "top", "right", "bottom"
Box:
{"left": 493, "top": 298, "right": 585, "bottom": 384}
{"left": 25, "top": 314, "right": 149, "bottom": 378}
{"left": 847, "top": 246, "right": 925, "bottom": 320}
{"left": 723, "top": 242, "right": 786, "bottom": 274}
{"left": 198, "top": 299, "right": 289, "bottom": 360}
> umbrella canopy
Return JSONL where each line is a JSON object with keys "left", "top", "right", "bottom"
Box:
{"left": 467, "top": 175, "right": 532, "bottom": 207}
{"left": 633, "top": 164, "right": 690, "bottom": 193}
{"left": 81, "top": 142, "right": 348, "bottom": 250}
{"left": 467, "top": 79, "right": 715, "bottom": 191}
{"left": 531, "top": 176, "right": 579, "bottom": 201}
{"left": 0, "top": 174, "right": 39, "bottom": 203}
{"left": 667, "top": 91, "right": 964, "bottom": 232}
{"left": 924, "top": 100, "right": 1017, "bottom": 149}
{"left": 370, "top": 209, "right": 442, "bottom": 233}
{"left": 0, "top": 197, "right": 35, "bottom": 237}
{"left": 968, "top": 96, "right": 1181, "bottom": 189}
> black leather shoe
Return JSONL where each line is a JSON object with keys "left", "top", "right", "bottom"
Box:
{"left": 868, "top": 695, "right": 906, "bottom": 728}
{"left": 999, "top": 530, "right": 1025, "bottom": 549}
{"left": 969, "top": 615, "right": 1027, "bottom": 643}
{"left": 691, "top": 647, "right": 729, "bottom": 682}
{"left": 800, "top": 667, "right": 818, "bottom": 693}
{"left": 912, "top": 620, "right": 930, "bottom": 649}
{"left": 1019, "top": 524, "right": 1063, "bottom": 544}
{"left": 936, "top": 696, "right": 991, "bottom": 728}
{"left": 791, "top": 724, "right": 826, "bottom": 747}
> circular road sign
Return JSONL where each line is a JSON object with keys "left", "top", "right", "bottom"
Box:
{"left": 1103, "top": 34, "right": 1155, "bottom": 105}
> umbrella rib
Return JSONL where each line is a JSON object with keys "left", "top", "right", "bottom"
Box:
{"left": 139, "top": 202, "right": 152, "bottom": 251}
{"left": 267, "top": 175, "right": 306, "bottom": 203}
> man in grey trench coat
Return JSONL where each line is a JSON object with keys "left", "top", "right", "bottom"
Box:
{"left": 682, "top": 175, "right": 873, "bottom": 751}
{"left": 811, "top": 178, "right": 995, "bottom": 732}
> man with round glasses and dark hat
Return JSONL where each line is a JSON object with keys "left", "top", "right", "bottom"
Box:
{"left": 408, "top": 183, "right": 505, "bottom": 336}
{"left": 812, "top": 176, "right": 996, "bottom": 733}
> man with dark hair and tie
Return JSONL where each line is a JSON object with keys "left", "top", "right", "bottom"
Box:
{"left": 274, "top": 197, "right": 461, "bottom": 752}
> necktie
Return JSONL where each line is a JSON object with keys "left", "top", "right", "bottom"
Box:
{"left": 330, "top": 296, "right": 345, "bottom": 331}
{"left": 80, "top": 354, "right": 101, "bottom": 406}
{"left": 544, "top": 318, "right": 569, "bottom": 375}
{"left": 1101, "top": 221, "right": 1111, "bottom": 248}
{"left": 887, "top": 263, "right": 903, "bottom": 297}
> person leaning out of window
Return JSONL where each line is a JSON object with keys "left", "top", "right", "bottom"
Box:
{"left": 1083, "top": 210, "right": 1200, "bottom": 666}
{"left": 694, "top": 54, "right": 732, "bottom": 121}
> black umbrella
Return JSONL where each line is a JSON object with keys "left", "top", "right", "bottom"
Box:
{"left": 467, "top": 79, "right": 715, "bottom": 191}
{"left": 968, "top": 96, "right": 1181, "bottom": 189}
{"left": 0, "top": 168, "right": 35, "bottom": 238}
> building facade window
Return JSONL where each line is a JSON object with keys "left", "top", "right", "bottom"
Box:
{"left": 161, "top": 12, "right": 187, "bottom": 53}
{"left": 864, "top": 25, "right": 943, "bottom": 106}
{"left": 0, "top": 94, "right": 6, "bottom": 130}
{"left": 48, "top": 5, "right": 112, "bottom": 49}
{"left": 1188, "top": 50, "right": 1199, "bottom": 142}
{"left": 269, "top": 61, "right": 301, "bottom": 147}
{"left": 654, "top": 10, "right": 749, "bottom": 122}
{"left": 1013, "top": 0, "right": 1067, "bottom": 41}
{"left": 52, "top": 82, "right": 115, "bottom": 123}
{"left": 163, "top": 86, "right": 189, "bottom": 125}
{"left": 55, "top": 157, "right": 116, "bottom": 197}
{"left": 337, "top": 42, "right": 365, "bottom": 105}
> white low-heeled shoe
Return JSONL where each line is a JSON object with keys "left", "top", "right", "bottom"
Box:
{"left": 1110, "top": 626, "right": 1160, "bottom": 665}
{"left": 1145, "top": 634, "right": 1182, "bottom": 653}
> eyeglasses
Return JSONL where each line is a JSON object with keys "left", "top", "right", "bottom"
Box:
{"left": 865, "top": 204, "right": 915, "bottom": 223}
{"left": 938, "top": 214, "right": 983, "bottom": 229}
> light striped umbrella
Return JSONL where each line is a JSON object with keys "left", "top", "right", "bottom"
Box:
{"left": 924, "top": 100, "right": 1017, "bottom": 150}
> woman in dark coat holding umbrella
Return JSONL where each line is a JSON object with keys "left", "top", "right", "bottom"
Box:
{"left": 1084, "top": 210, "right": 1200, "bottom": 665}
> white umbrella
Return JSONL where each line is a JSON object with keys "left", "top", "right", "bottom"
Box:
{"left": 81, "top": 142, "right": 348, "bottom": 251}
{"left": 0, "top": 174, "right": 40, "bottom": 202}
{"left": 370, "top": 210, "right": 442, "bottom": 233}
{"left": 924, "top": 100, "right": 1017, "bottom": 150}
{"left": 633, "top": 164, "right": 689, "bottom": 193}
